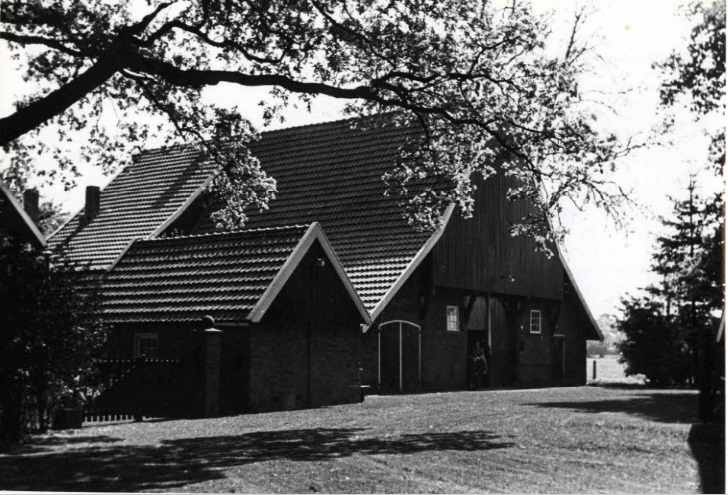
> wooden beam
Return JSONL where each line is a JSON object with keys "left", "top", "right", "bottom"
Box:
{"left": 463, "top": 293, "right": 477, "bottom": 328}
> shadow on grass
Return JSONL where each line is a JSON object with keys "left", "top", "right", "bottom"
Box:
{"left": 0, "top": 428, "right": 513, "bottom": 492}
{"left": 5, "top": 435, "right": 123, "bottom": 455}
{"left": 524, "top": 391, "right": 698, "bottom": 424}
{"left": 689, "top": 422, "right": 725, "bottom": 494}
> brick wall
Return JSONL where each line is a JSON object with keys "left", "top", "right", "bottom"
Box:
{"left": 351, "top": 257, "right": 590, "bottom": 394}
{"left": 514, "top": 300, "right": 556, "bottom": 387}
{"left": 363, "top": 265, "right": 469, "bottom": 392}
{"left": 557, "top": 289, "right": 588, "bottom": 386}
{"left": 249, "top": 242, "right": 362, "bottom": 412}
{"left": 249, "top": 319, "right": 309, "bottom": 411}
{"left": 420, "top": 288, "right": 468, "bottom": 390}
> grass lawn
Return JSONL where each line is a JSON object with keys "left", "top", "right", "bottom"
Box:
{"left": 0, "top": 386, "right": 723, "bottom": 493}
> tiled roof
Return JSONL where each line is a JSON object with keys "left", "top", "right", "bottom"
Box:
{"left": 51, "top": 117, "right": 436, "bottom": 312}
{"left": 195, "top": 119, "right": 434, "bottom": 310}
{"left": 47, "top": 116, "right": 601, "bottom": 336}
{"left": 47, "top": 148, "right": 217, "bottom": 271}
{"left": 100, "top": 225, "right": 309, "bottom": 323}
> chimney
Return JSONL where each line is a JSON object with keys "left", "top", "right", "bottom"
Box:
{"left": 84, "top": 185, "right": 101, "bottom": 223}
{"left": 23, "top": 189, "right": 39, "bottom": 224}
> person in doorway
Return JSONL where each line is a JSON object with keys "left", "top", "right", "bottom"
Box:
{"left": 470, "top": 341, "right": 488, "bottom": 389}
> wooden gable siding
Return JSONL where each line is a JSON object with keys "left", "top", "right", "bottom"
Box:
{"left": 432, "top": 171, "right": 564, "bottom": 299}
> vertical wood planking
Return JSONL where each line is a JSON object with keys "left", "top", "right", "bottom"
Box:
{"left": 432, "top": 169, "right": 563, "bottom": 299}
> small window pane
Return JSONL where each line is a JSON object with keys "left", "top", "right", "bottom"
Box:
{"left": 446, "top": 306, "right": 460, "bottom": 331}
{"left": 135, "top": 333, "right": 159, "bottom": 358}
{"left": 530, "top": 310, "right": 541, "bottom": 334}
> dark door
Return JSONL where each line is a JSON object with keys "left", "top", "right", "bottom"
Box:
{"left": 378, "top": 321, "right": 421, "bottom": 393}
{"left": 379, "top": 325, "right": 400, "bottom": 392}
{"left": 401, "top": 324, "right": 420, "bottom": 392}
{"left": 220, "top": 331, "right": 250, "bottom": 413}
{"left": 552, "top": 337, "right": 565, "bottom": 386}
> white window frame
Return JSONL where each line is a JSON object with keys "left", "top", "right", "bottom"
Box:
{"left": 529, "top": 310, "right": 542, "bottom": 334}
{"left": 446, "top": 305, "right": 460, "bottom": 332}
{"left": 134, "top": 332, "right": 159, "bottom": 358}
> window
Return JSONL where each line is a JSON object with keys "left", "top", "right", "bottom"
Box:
{"left": 529, "top": 310, "right": 542, "bottom": 334}
{"left": 446, "top": 306, "right": 460, "bottom": 331}
{"left": 134, "top": 332, "right": 159, "bottom": 358}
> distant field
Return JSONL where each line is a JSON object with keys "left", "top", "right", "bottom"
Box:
{"left": 587, "top": 354, "right": 646, "bottom": 385}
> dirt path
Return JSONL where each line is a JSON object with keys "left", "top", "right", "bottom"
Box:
{"left": 0, "top": 386, "right": 722, "bottom": 493}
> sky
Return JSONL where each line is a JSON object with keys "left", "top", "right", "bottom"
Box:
{"left": 0, "top": 0, "right": 723, "bottom": 318}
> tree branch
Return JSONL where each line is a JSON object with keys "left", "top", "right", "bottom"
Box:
{"left": 0, "top": 31, "right": 84, "bottom": 57}
{"left": 124, "top": 53, "right": 377, "bottom": 99}
{"left": 0, "top": 52, "right": 121, "bottom": 147}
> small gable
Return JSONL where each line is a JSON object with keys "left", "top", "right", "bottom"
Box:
{"left": 47, "top": 148, "right": 217, "bottom": 271}
{"left": 0, "top": 185, "right": 45, "bottom": 249}
{"left": 100, "top": 223, "right": 369, "bottom": 325}
{"left": 101, "top": 225, "right": 309, "bottom": 323}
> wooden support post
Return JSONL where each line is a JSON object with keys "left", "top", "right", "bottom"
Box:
{"left": 502, "top": 297, "right": 522, "bottom": 387}
{"left": 198, "top": 316, "right": 222, "bottom": 418}
{"left": 134, "top": 356, "right": 144, "bottom": 422}
{"left": 463, "top": 294, "right": 477, "bottom": 329}
{"left": 202, "top": 328, "right": 222, "bottom": 417}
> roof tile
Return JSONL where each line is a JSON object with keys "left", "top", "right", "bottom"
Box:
{"left": 101, "top": 225, "right": 308, "bottom": 323}
{"left": 52, "top": 117, "right": 435, "bottom": 311}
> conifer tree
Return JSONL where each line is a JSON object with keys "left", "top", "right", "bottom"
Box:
{"left": 618, "top": 177, "right": 722, "bottom": 387}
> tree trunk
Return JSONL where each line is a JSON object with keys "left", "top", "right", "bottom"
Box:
{"left": 0, "top": 386, "right": 24, "bottom": 445}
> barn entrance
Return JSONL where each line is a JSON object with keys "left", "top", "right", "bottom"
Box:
{"left": 378, "top": 320, "right": 421, "bottom": 393}
{"left": 466, "top": 330, "right": 491, "bottom": 388}
{"left": 551, "top": 336, "right": 566, "bottom": 385}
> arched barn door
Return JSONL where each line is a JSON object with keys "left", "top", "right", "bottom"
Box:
{"left": 378, "top": 320, "right": 421, "bottom": 393}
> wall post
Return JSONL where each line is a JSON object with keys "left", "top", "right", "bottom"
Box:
{"left": 198, "top": 316, "right": 222, "bottom": 418}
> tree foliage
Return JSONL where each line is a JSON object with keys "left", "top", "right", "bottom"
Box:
{"left": 620, "top": 0, "right": 725, "bottom": 403}
{"left": 617, "top": 296, "right": 692, "bottom": 386}
{"left": 0, "top": 233, "right": 106, "bottom": 444}
{"left": 656, "top": 0, "right": 726, "bottom": 170}
{"left": 617, "top": 180, "right": 723, "bottom": 386}
{"left": 0, "top": 0, "right": 633, "bottom": 246}
{"left": 36, "top": 199, "right": 69, "bottom": 236}
{"left": 648, "top": 177, "right": 723, "bottom": 319}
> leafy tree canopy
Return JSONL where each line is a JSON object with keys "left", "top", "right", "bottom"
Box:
{"left": 1, "top": 0, "right": 633, "bottom": 247}
{"left": 656, "top": 0, "right": 726, "bottom": 169}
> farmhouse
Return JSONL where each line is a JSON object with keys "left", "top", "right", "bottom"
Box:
{"left": 47, "top": 116, "right": 602, "bottom": 415}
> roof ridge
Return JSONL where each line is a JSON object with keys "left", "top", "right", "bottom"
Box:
{"left": 132, "top": 113, "right": 397, "bottom": 159}
{"left": 257, "top": 113, "right": 363, "bottom": 136}
{"left": 143, "top": 224, "right": 311, "bottom": 243}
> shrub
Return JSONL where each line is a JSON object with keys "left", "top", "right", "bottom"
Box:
{"left": 0, "top": 232, "right": 106, "bottom": 444}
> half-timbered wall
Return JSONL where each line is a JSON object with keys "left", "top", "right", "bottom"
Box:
{"left": 361, "top": 265, "right": 590, "bottom": 392}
